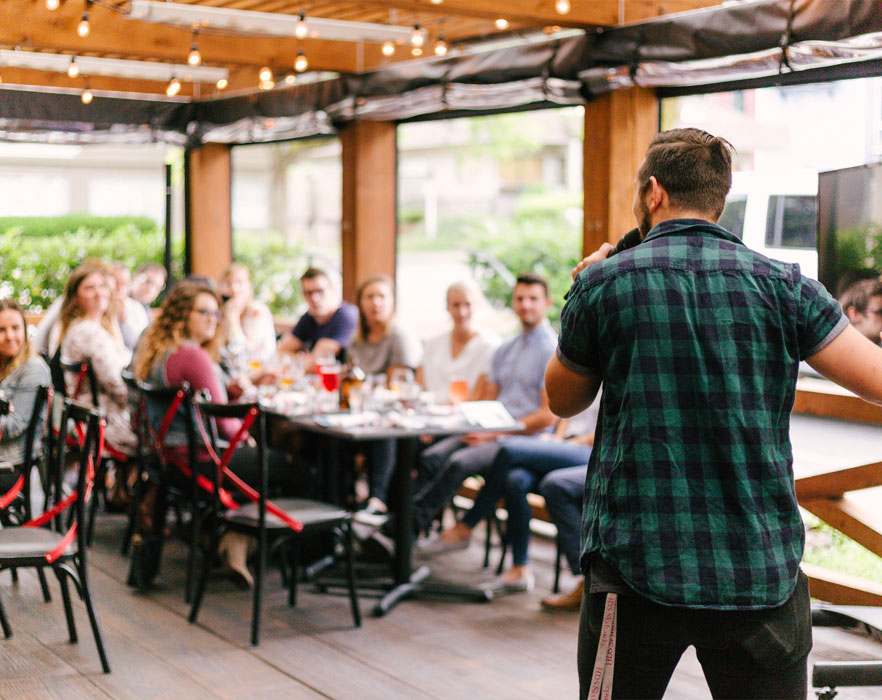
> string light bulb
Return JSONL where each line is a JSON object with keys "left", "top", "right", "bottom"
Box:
{"left": 382, "top": 40, "right": 395, "bottom": 56}
{"left": 434, "top": 36, "right": 448, "bottom": 56}
{"left": 284, "top": 73, "right": 296, "bottom": 85}
{"left": 259, "top": 65, "right": 272, "bottom": 82}
{"left": 294, "top": 50, "right": 308, "bottom": 72}
{"left": 45, "top": 0, "right": 60, "bottom": 10}
{"left": 81, "top": 85, "right": 93, "bottom": 104}
{"left": 295, "top": 12, "right": 308, "bottom": 39}
{"left": 67, "top": 56, "right": 80, "bottom": 78}
{"left": 555, "top": 0, "right": 571, "bottom": 14}
{"left": 495, "top": 18, "right": 509, "bottom": 30}
{"left": 166, "top": 77, "right": 181, "bottom": 96}
{"left": 77, "top": 12, "right": 90, "bottom": 37}
{"left": 260, "top": 78, "right": 274, "bottom": 90}
{"left": 429, "top": 0, "right": 443, "bottom": 4}
{"left": 411, "top": 46, "right": 423, "bottom": 56}
{"left": 216, "top": 77, "right": 228, "bottom": 89}
{"left": 188, "top": 34, "right": 201, "bottom": 66}
{"left": 411, "top": 24, "right": 424, "bottom": 47}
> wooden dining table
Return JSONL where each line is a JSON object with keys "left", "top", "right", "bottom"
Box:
{"left": 267, "top": 406, "right": 520, "bottom": 616}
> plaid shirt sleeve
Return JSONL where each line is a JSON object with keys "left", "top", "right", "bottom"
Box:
{"left": 557, "top": 275, "right": 601, "bottom": 375}
{"left": 794, "top": 276, "right": 849, "bottom": 359}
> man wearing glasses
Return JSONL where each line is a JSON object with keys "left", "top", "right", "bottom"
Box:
{"left": 278, "top": 268, "right": 358, "bottom": 366}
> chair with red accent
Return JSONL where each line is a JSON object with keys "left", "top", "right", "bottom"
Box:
{"left": 125, "top": 379, "right": 201, "bottom": 598}
{"left": 0, "top": 385, "right": 53, "bottom": 603}
{"left": 0, "top": 398, "right": 111, "bottom": 674}
{"left": 48, "top": 350, "right": 130, "bottom": 546}
{"left": 188, "top": 401, "right": 361, "bottom": 647}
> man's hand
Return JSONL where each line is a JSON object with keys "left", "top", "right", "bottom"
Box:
{"left": 572, "top": 243, "right": 614, "bottom": 280}
{"left": 461, "top": 431, "right": 498, "bottom": 446}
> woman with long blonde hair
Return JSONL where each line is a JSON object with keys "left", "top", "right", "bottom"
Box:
{"left": 53, "top": 261, "right": 136, "bottom": 455}
{"left": 218, "top": 263, "right": 277, "bottom": 369}
{"left": 0, "top": 299, "right": 51, "bottom": 486}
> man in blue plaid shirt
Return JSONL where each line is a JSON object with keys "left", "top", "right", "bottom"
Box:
{"left": 546, "top": 128, "right": 882, "bottom": 699}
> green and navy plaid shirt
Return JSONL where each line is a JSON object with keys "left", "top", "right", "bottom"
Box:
{"left": 558, "top": 218, "right": 848, "bottom": 610}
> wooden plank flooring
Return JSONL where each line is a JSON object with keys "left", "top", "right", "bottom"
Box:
{"left": 1, "top": 513, "right": 882, "bottom": 699}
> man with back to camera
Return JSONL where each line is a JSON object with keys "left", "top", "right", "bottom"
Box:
{"left": 545, "top": 128, "right": 882, "bottom": 699}
{"left": 838, "top": 278, "right": 882, "bottom": 345}
{"left": 278, "top": 267, "right": 358, "bottom": 367}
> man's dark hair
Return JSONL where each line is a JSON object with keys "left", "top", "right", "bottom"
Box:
{"left": 637, "top": 128, "right": 735, "bottom": 219}
{"left": 515, "top": 272, "right": 549, "bottom": 299}
{"left": 839, "top": 278, "right": 882, "bottom": 313}
{"left": 300, "top": 267, "right": 330, "bottom": 283}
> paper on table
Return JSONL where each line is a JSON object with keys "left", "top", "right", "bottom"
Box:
{"left": 313, "top": 412, "right": 380, "bottom": 428}
{"left": 457, "top": 401, "right": 519, "bottom": 430}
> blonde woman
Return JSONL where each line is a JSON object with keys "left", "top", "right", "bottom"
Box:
{"left": 53, "top": 261, "right": 136, "bottom": 455}
{"left": 218, "top": 264, "right": 277, "bottom": 369}
{"left": 0, "top": 299, "right": 51, "bottom": 492}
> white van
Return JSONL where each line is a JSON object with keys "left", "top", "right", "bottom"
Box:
{"left": 718, "top": 170, "right": 819, "bottom": 280}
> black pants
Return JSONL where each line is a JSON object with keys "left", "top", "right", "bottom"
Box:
{"left": 577, "top": 572, "right": 812, "bottom": 700}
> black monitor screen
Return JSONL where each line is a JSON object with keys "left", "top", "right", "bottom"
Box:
{"left": 817, "top": 162, "right": 882, "bottom": 297}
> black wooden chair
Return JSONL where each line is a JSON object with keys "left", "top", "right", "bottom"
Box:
{"left": 125, "top": 378, "right": 201, "bottom": 599}
{"left": 188, "top": 401, "right": 360, "bottom": 646}
{"left": 0, "top": 385, "right": 53, "bottom": 603}
{"left": 49, "top": 350, "right": 129, "bottom": 545}
{"left": 0, "top": 398, "right": 111, "bottom": 673}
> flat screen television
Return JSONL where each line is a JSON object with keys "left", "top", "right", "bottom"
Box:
{"left": 817, "top": 161, "right": 882, "bottom": 297}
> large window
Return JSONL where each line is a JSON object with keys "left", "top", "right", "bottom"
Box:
{"left": 765, "top": 195, "right": 817, "bottom": 249}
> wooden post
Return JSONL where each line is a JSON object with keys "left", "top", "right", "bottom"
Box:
{"left": 340, "top": 121, "right": 397, "bottom": 303}
{"left": 583, "top": 87, "right": 659, "bottom": 255}
{"left": 185, "top": 143, "right": 232, "bottom": 281}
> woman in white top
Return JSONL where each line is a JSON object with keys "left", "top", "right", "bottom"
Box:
{"left": 417, "top": 280, "right": 499, "bottom": 403}
{"left": 54, "top": 261, "right": 136, "bottom": 455}
{"left": 219, "top": 263, "right": 277, "bottom": 368}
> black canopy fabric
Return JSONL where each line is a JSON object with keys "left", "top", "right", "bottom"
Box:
{"left": 1, "top": 0, "right": 881, "bottom": 145}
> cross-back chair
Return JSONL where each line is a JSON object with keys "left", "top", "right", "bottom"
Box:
{"left": 0, "top": 398, "right": 111, "bottom": 673}
{"left": 188, "top": 400, "right": 360, "bottom": 647}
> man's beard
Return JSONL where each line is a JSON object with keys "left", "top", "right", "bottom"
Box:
{"left": 637, "top": 199, "right": 652, "bottom": 237}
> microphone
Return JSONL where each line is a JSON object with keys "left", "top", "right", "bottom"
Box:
{"left": 605, "top": 227, "right": 642, "bottom": 258}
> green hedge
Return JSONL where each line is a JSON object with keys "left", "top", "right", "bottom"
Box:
{"left": 0, "top": 222, "right": 182, "bottom": 312}
{"left": 0, "top": 217, "right": 306, "bottom": 316}
{"left": 0, "top": 215, "right": 157, "bottom": 238}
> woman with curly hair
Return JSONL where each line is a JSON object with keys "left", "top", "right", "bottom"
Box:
{"left": 0, "top": 299, "right": 51, "bottom": 495}
{"left": 134, "top": 279, "right": 296, "bottom": 588}
{"left": 51, "top": 261, "right": 136, "bottom": 455}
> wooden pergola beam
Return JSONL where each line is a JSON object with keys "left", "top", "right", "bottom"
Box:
{"left": 349, "top": 0, "right": 722, "bottom": 27}
{"left": 582, "top": 86, "right": 658, "bottom": 255}
{"left": 340, "top": 120, "right": 397, "bottom": 303}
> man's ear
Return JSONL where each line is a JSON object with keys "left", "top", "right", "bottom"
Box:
{"left": 845, "top": 306, "right": 860, "bottom": 322}
{"left": 647, "top": 176, "right": 666, "bottom": 212}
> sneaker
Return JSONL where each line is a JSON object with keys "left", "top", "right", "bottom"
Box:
{"left": 353, "top": 502, "right": 390, "bottom": 528}
{"left": 541, "top": 579, "right": 584, "bottom": 611}
{"left": 415, "top": 533, "right": 470, "bottom": 556}
{"left": 479, "top": 571, "right": 535, "bottom": 596}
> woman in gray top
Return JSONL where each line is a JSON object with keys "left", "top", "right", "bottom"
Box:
{"left": 0, "top": 299, "right": 51, "bottom": 491}
{"left": 346, "top": 276, "right": 421, "bottom": 523}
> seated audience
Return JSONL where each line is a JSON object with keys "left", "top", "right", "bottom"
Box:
{"left": 51, "top": 261, "right": 136, "bottom": 456}
{"left": 429, "top": 399, "right": 598, "bottom": 595}
{"left": 409, "top": 273, "right": 557, "bottom": 543}
{"left": 278, "top": 268, "right": 358, "bottom": 367}
{"left": 839, "top": 278, "right": 882, "bottom": 345}
{"left": 347, "top": 275, "right": 421, "bottom": 521}
{"left": 133, "top": 279, "right": 297, "bottom": 587}
{"left": 417, "top": 280, "right": 498, "bottom": 402}
{"left": 109, "top": 262, "right": 150, "bottom": 351}
{"left": 219, "top": 263, "right": 277, "bottom": 368}
{"left": 0, "top": 299, "right": 51, "bottom": 506}
{"left": 536, "top": 464, "right": 588, "bottom": 610}
{"left": 130, "top": 262, "right": 167, "bottom": 312}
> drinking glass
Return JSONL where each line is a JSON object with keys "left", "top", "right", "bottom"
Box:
{"left": 449, "top": 376, "right": 469, "bottom": 404}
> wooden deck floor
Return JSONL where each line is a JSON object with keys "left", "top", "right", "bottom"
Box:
{"left": 1, "top": 513, "right": 882, "bottom": 699}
